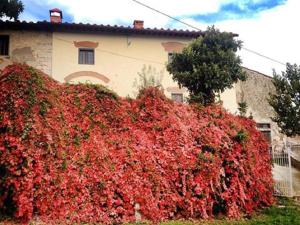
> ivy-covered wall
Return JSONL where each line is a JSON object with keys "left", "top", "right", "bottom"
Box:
{"left": 0, "top": 64, "right": 274, "bottom": 224}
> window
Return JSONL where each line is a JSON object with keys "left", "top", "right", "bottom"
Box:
{"left": 257, "top": 123, "right": 271, "bottom": 129}
{"left": 257, "top": 123, "right": 272, "bottom": 151}
{"left": 171, "top": 93, "right": 183, "bottom": 103}
{"left": 261, "top": 130, "right": 271, "bottom": 143}
{"left": 0, "top": 35, "right": 9, "bottom": 56}
{"left": 168, "top": 52, "right": 174, "bottom": 63}
{"left": 78, "top": 48, "right": 94, "bottom": 65}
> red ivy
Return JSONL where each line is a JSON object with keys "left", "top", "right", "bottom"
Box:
{"left": 0, "top": 64, "right": 274, "bottom": 224}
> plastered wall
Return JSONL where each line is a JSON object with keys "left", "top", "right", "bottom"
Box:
{"left": 51, "top": 32, "right": 192, "bottom": 99}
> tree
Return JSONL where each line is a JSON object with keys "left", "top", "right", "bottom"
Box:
{"left": 237, "top": 91, "right": 248, "bottom": 117}
{"left": 238, "top": 101, "right": 248, "bottom": 117}
{"left": 0, "top": 0, "right": 24, "bottom": 21}
{"left": 167, "top": 26, "right": 246, "bottom": 105}
{"left": 269, "top": 63, "right": 300, "bottom": 136}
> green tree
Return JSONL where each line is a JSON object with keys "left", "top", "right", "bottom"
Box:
{"left": 167, "top": 26, "right": 246, "bottom": 105}
{"left": 269, "top": 63, "right": 300, "bottom": 136}
{"left": 238, "top": 101, "right": 248, "bottom": 117}
{"left": 0, "top": 0, "right": 24, "bottom": 21}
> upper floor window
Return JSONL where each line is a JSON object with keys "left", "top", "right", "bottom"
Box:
{"left": 171, "top": 93, "right": 183, "bottom": 103}
{"left": 79, "top": 48, "right": 94, "bottom": 65}
{"left": 0, "top": 35, "right": 9, "bottom": 56}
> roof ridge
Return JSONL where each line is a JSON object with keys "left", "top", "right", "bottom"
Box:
{"left": 0, "top": 19, "right": 202, "bottom": 36}
{"left": 242, "top": 66, "right": 273, "bottom": 79}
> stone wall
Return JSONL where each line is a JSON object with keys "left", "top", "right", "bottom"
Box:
{"left": 0, "top": 30, "right": 52, "bottom": 75}
{"left": 237, "top": 68, "right": 275, "bottom": 121}
{"left": 237, "top": 67, "right": 300, "bottom": 147}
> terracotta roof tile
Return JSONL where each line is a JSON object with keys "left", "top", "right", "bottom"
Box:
{"left": 50, "top": 8, "right": 62, "bottom": 12}
{"left": 0, "top": 20, "right": 202, "bottom": 38}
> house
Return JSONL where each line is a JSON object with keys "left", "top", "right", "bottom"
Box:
{"left": 0, "top": 8, "right": 298, "bottom": 149}
{"left": 0, "top": 8, "right": 201, "bottom": 101}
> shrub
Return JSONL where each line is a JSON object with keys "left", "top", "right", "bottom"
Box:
{"left": 0, "top": 64, "right": 274, "bottom": 224}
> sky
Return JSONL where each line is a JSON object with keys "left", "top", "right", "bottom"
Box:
{"left": 18, "top": 0, "right": 300, "bottom": 76}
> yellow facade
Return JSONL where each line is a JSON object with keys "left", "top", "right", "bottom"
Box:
{"left": 0, "top": 29, "right": 237, "bottom": 112}
{"left": 51, "top": 32, "right": 238, "bottom": 112}
{"left": 52, "top": 32, "right": 190, "bottom": 99}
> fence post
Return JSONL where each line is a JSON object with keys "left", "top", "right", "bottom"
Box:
{"left": 287, "top": 144, "right": 294, "bottom": 197}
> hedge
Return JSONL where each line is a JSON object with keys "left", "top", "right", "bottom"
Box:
{"left": 0, "top": 64, "right": 274, "bottom": 224}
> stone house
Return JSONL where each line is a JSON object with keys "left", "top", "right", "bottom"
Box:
{"left": 235, "top": 68, "right": 287, "bottom": 148}
{"left": 0, "top": 8, "right": 296, "bottom": 148}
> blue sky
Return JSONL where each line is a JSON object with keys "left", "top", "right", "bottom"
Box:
{"left": 21, "top": 0, "right": 73, "bottom": 22}
{"left": 182, "top": 0, "right": 287, "bottom": 23}
{"left": 20, "top": 0, "right": 287, "bottom": 25}
{"left": 8, "top": 0, "right": 300, "bottom": 75}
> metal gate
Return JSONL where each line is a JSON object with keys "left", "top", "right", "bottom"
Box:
{"left": 272, "top": 143, "right": 300, "bottom": 197}
{"left": 290, "top": 144, "right": 300, "bottom": 196}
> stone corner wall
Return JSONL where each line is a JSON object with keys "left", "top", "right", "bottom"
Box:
{"left": 236, "top": 68, "right": 275, "bottom": 121}
{"left": 237, "top": 67, "right": 300, "bottom": 146}
{"left": 0, "top": 30, "right": 52, "bottom": 76}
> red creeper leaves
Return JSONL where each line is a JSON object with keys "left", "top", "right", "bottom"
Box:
{"left": 0, "top": 64, "right": 274, "bottom": 224}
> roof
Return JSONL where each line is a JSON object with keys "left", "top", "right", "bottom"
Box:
{"left": 242, "top": 67, "right": 273, "bottom": 79}
{"left": 0, "top": 20, "right": 203, "bottom": 38}
{"left": 50, "top": 8, "right": 62, "bottom": 13}
{"left": 50, "top": 8, "right": 63, "bottom": 19}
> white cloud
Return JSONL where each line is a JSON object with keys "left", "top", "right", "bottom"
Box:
{"left": 20, "top": 12, "right": 39, "bottom": 22}
{"left": 214, "top": 0, "right": 300, "bottom": 75}
{"left": 43, "top": 0, "right": 227, "bottom": 26}
{"left": 159, "top": 0, "right": 299, "bottom": 76}
{"left": 20, "top": 0, "right": 299, "bottom": 76}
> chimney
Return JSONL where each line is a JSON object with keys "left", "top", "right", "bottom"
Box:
{"left": 133, "top": 20, "right": 144, "bottom": 29}
{"left": 50, "top": 8, "right": 63, "bottom": 23}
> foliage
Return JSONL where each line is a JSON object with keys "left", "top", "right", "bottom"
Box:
{"left": 167, "top": 26, "right": 246, "bottom": 105}
{"left": 238, "top": 101, "right": 248, "bottom": 117}
{"left": 133, "top": 65, "right": 164, "bottom": 96}
{"left": 1, "top": 199, "right": 298, "bottom": 224}
{"left": 0, "top": 64, "right": 273, "bottom": 224}
{"left": 79, "top": 82, "right": 118, "bottom": 100}
{"left": 269, "top": 63, "right": 300, "bottom": 136}
{"left": 0, "top": 0, "right": 24, "bottom": 20}
{"left": 233, "top": 129, "right": 248, "bottom": 143}
{"left": 157, "top": 198, "right": 300, "bottom": 225}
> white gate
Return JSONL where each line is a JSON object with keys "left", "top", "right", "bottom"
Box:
{"left": 290, "top": 144, "right": 300, "bottom": 196}
{"left": 272, "top": 143, "right": 300, "bottom": 197}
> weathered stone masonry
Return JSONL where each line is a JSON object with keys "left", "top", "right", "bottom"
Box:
{"left": 236, "top": 68, "right": 295, "bottom": 147}
{"left": 0, "top": 30, "right": 52, "bottom": 75}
